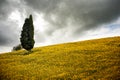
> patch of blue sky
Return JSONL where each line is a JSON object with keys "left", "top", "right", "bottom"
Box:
{"left": 107, "top": 23, "right": 120, "bottom": 30}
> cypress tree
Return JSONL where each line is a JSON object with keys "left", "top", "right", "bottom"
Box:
{"left": 20, "top": 15, "right": 35, "bottom": 51}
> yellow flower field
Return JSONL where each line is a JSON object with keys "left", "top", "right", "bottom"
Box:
{"left": 0, "top": 36, "right": 120, "bottom": 80}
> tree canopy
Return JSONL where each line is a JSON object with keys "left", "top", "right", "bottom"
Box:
{"left": 20, "top": 15, "right": 35, "bottom": 51}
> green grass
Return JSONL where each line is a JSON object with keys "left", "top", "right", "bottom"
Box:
{"left": 0, "top": 36, "right": 120, "bottom": 80}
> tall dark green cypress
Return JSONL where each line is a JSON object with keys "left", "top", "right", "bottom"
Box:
{"left": 20, "top": 15, "right": 35, "bottom": 51}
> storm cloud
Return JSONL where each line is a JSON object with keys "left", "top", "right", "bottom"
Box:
{"left": 0, "top": 0, "right": 18, "bottom": 19}
{"left": 0, "top": 0, "right": 25, "bottom": 46}
{"left": 0, "top": 0, "right": 120, "bottom": 52}
{"left": 24, "top": 0, "right": 120, "bottom": 35}
{"left": 0, "top": 20, "right": 19, "bottom": 46}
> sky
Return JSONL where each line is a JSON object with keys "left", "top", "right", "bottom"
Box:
{"left": 0, "top": 0, "right": 120, "bottom": 53}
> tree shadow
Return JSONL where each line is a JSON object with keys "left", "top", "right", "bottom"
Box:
{"left": 23, "top": 50, "right": 33, "bottom": 55}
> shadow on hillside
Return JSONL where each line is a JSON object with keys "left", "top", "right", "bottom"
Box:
{"left": 17, "top": 49, "right": 40, "bottom": 55}
{"left": 23, "top": 51, "right": 31, "bottom": 55}
{"left": 21, "top": 50, "right": 35, "bottom": 55}
{"left": 10, "top": 50, "right": 36, "bottom": 55}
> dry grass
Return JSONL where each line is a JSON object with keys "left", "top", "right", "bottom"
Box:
{"left": 0, "top": 36, "right": 120, "bottom": 80}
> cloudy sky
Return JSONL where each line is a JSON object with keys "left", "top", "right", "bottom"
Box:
{"left": 0, "top": 0, "right": 120, "bottom": 53}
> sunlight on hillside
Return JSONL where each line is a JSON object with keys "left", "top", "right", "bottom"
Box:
{"left": 0, "top": 37, "right": 120, "bottom": 80}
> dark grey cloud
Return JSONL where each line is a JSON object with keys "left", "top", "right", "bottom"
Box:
{"left": 0, "top": 0, "right": 16, "bottom": 19}
{"left": 0, "top": 0, "right": 26, "bottom": 19}
{"left": 24, "top": 0, "right": 120, "bottom": 36}
{"left": 0, "top": 0, "right": 8, "bottom": 19}
{"left": 0, "top": 21, "right": 19, "bottom": 46}
{"left": 0, "top": 0, "right": 26, "bottom": 47}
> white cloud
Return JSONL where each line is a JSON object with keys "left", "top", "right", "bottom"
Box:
{"left": 77, "top": 19, "right": 120, "bottom": 41}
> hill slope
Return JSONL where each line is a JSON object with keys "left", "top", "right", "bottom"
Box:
{"left": 0, "top": 37, "right": 120, "bottom": 80}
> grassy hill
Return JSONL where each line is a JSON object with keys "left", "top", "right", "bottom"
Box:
{"left": 0, "top": 37, "right": 120, "bottom": 80}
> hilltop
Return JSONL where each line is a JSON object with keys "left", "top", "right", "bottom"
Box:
{"left": 0, "top": 37, "right": 120, "bottom": 80}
